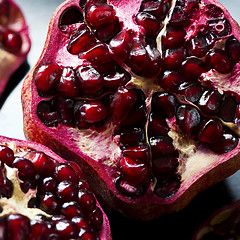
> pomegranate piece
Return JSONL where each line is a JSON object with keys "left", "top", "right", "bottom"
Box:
{"left": 22, "top": 0, "right": 240, "bottom": 221}
{"left": 0, "top": 0, "right": 30, "bottom": 96}
{"left": 0, "top": 136, "right": 111, "bottom": 240}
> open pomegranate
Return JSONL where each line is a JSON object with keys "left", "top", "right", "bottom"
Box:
{"left": 21, "top": 0, "right": 240, "bottom": 220}
{"left": 0, "top": 0, "right": 30, "bottom": 97}
{"left": 193, "top": 199, "right": 240, "bottom": 239}
{"left": 0, "top": 135, "right": 111, "bottom": 239}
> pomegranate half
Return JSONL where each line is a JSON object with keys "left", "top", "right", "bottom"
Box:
{"left": 22, "top": 0, "right": 240, "bottom": 220}
{"left": 0, "top": 135, "right": 111, "bottom": 240}
{"left": 0, "top": 0, "right": 30, "bottom": 97}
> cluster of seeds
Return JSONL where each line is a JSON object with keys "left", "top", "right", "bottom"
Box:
{"left": 0, "top": 144, "right": 103, "bottom": 240}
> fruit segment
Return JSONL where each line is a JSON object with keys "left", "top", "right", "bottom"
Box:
{"left": 22, "top": 0, "right": 240, "bottom": 220}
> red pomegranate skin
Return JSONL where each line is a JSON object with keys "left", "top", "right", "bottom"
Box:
{"left": 0, "top": 0, "right": 31, "bottom": 96}
{"left": 0, "top": 135, "right": 111, "bottom": 240}
{"left": 21, "top": 0, "right": 240, "bottom": 220}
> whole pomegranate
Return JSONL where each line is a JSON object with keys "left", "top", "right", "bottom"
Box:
{"left": 21, "top": 0, "right": 240, "bottom": 220}
{"left": 0, "top": 0, "right": 30, "bottom": 97}
{"left": 0, "top": 135, "right": 111, "bottom": 240}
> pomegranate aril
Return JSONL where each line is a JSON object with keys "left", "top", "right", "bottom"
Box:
{"left": 20, "top": 179, "right": 37, "bottom": 193}
{"left": 72, "top": 216, "right": 91, "bottom": 231}
{"left": 67, "top": 29, "right": 96, "bottom": 54}
{"left": 187, "top": 32, "right": 208, "bottom": 58}
{"left": 219, "top": 96, "right": 238, "bottom": 122}
{"left": 152, "top": 92, "right": 178, "bottom": 118}
{"left": 2, "top": 30, "right": 22, "bottom": 54}
{"left": 28, "top": 220, "right": 50, "bottom": 240}
{"left": 61, "top": 201, "right": 83, "bottom": 219}
{"left": 55, "top": 219, "right": 78, "bottom": 239}
{"left": 225, "top": 36, "right": 240, "bottom": 63}
{"left": 150, "top": 136, "right": 176, "bottom": 158}
{"left": 67, "top": 162, "right": 86, "bottom": 180}
{"left": 57, "top": 181, "right": 77, "bottom": 201}
{"left": 0, "top": 169, "right": 13, "bottom": 198}
{"left": 154, "top": 175, "right": 181, "bottom": 199}
{"left": 169, "top": 6, "right": 190, "bottom": 27}
{"left": 135, "top": 12, "right": 162, "bottom": 39}
{"left": 86, "top": 3, "right": 116, "bottom": 27}
{"left": 89, "top": 207, "right": 103, "bottom": 230}
{"left": 207, "top": 18, "right": 231, "bottom": 38}
{"left": 119, "top": 127, "right": 145, "bottom": 147}
{"left": 198, "top": 90, "right": 222, "bottom": 116}
{"left": 39, "top": 192, "right": 59, "bottom": 214}
{"left": 205, "top": 4, "right": 224, "bottom": 18}
{"left": 77, "top": 190, "right": 96, "bottom": 214}
{"left": 182, "top": 0, "right": 200, "bottom": 13}
{"left": 118, "top": 156, "right": 148, "bottom": 185}
{"left": 159, "top": 70, "right": 184, "bottom": 92}
{"left": 198, "top": 119, "right": 223, "bottom": 143}
{"left": 83, "top": 0, "right": 107, "bottom": 10}
{"left": 12, "top": 157, "right": 35, "bottom": 178}
{"left": 206, "top": 49, "right": 235, "bottom": 74}
{"left": 162, "top": 27, "right": 186, "bottom": 49}
{"left": 33, "top": 62, "right": 62, "bottom": 93}
{"left": 176, "top": 105, "right": 201, "bottom": 138}
{"left": 163, "top": 47, "right": 186, "bottom": 70}
{"left": 210, "top": 133, "right": 239, "bottom": 154}
{"left": 148, "top": 113, "right": 169, "bottom": 137}
{"left": 109, "top": 30, "right": 133, "bottom": 62}
{"left": 76, "top": 65, "right": 104, "bottom": 96}
{"left": 39, "top": 177, "right": 57, "bottom": 193}
{"left": 0, "top": 145, "right": 14, "bottom": 167}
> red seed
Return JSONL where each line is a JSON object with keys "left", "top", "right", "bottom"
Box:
{"left": 89, "top": 207, "right": 103, "bottom": 229}
{"left": 207, "top": 18, "right": 231, "bottom": 38}
{"left": 39, "top": 192, "right": 59, "bottom": 214}
{"left": 61, "top": 201, "right": 83, "bottom": 219}
{"left": 162, "top": 27, "right": 186, "bottom": 49}
{"left": 225, "top": 36, "right": 240, "bottom": 63}
{"left": 55, "top": 219, "right": 78, "bottom": 239}
{"left": 148, "top": 112, "right": 169, "bottom": 137}
{"left": 2, "top": 30, "right": 22, "bottom": 53}
{"left": 77, "top": 190, "right": 96, "bottom": 214}
{"left": 163, "top": 47, "right": 186, "bottom": 70}
{"left": 0, "top": 145, "right": 14, "bottom": 167}
{"left": 57, "top": 181, "right": 77, "bottom": 201}
{"left": 219, "top": 96, "right": 238, "bottom": 122}
{"left": 12, "top": 157, "right": 35, "bottom": 178}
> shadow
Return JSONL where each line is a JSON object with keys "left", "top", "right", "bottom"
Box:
{"left": 105, "top": 180, "right": 234, "bottom": 240}
{"left": 0, "top": 60, "right": 30, "bottom": 109}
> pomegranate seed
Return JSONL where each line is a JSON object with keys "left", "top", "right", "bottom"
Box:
{"left": 79, "top": 101, "right": 108, "bottom": 124}
{"left": 0, "top": 169, "right": 13, "bottom": 198}
{"left": 72, "top": 216, "right": 91, "bottom": 231}
{"left": 12, "top": 157, "right": 35, "bottom": 178}
{"left": 162, "top": 27, "right": 186, "bottom": 49}
{"left": 94, "top": 20, "right": 121, "bottom": 42}
{"left": 118, "top": 156, "right": 148, "bottom": 185}
{"left": 205, "top": 32, "right": 216, "bottom": 48}
{"left": 169, "top": 6, "right": 190, "bottom": 27}
{"left": 77, "top": 190, "right": 96, "bottom": 214}
{"left": 187, "top": 32, "right": 208, "bottom": 58}
{"left": 152, "top": 92, "right": 178, "bottom": 118}
{"left": 67, "top": 162, "right": 86, "bottom": 180}
{"left": 119, "top": 127, "right": 145, "bottom": 146}
{"left": 76, "top": 65, "right": 104, "bottom": 96}
{"left": 176, "top": 105, "right": 201, "bottom": 138}
{"left": 89, "top": 207, "right": 103, "bottom": 229}
{"left": 28, "top": 220, "right": 49, "bottom": 240}
{"left": 225, "top": 36, "right": 240, "bottom": 63}
{"left": 5, "top": 214, "right": 30, "bottom": 240}
{"left": 80, "top": 231, "right": 97, "bottom": 240}
{"left": 109, "top": 30, "right": 133, "bottom": 61}
{"left": 33, "top": 62, "right": 62, "bottom": 93}
{"left": 219, "top": 96, "right": 238, "bottom": 122}
{"left": 86, "top": 3, "right": 116, "bottom": 27}
{"left": 39, "top": 177, "right": 57, "bottom": 193}
{"left": 178, "top": 82, "right": 205, "bottom": 103}
{"left": 78, "top": 180, "right": 91, "bottom": 192}
{"left": 135, "top": 12, "right": 162, "bottom": 38}
{"left": 20, "top": 179, "right": 37, "bottom": 193}
{"left": 154, "top": 175, "right": 181, "bottom": 199}
{"left": 59, "top": 7, "right": 83, "bottom": 26}
{"left": 198, "top": 90, "right": 222, "bottom": 115}
{"left": 67, "top": 29, "right": 96, "bottom": 54}
{"left": 57, "top": 181, "right": 78, "bottom": 201}
{"left": 83, "top": 0, "right": 107, "bottom": 10}
{"left": 163, "top": 47, "right": 186, "bottom": 70}
{"left": 2, "top": 30, "right": 22, "bottom": 53}
{"left": 207, "top": 18, "right": 231, "bottom": 37}
{"left": 182, "top": 0, "right": 199, "bottom": 13}
{"left": 210, "top": 133, "right": 239, "bottom": 154}
{"left": 148, "top": 112, "right": 169, "bottom": 137}
{"left": 0, "top": 145, "right": 14, "bottom": 167}
{"left": 206, "top": 49, "right": 235, "bottom": 74}
{"left": 61, "top": 201, "right": 83, "bottom": 218}
{"left": 181, "top": 57, "right": 209, "bottom": 80}
{"left": 205, "top": 4, "right": 224, "bottom": 18}
{"left": 150, "top": 136, "right": 176, "bottom": 158}
{"left": 40, "top": 192, "right": 59, "bottom": 214}
{"left": 198, "top": 119, "right": 223, "bottom": 144}
{"left": 55, "top": 219, "right": 78, "bottom": 239}
{"left": 152, "top": 156, "right": 179, "bottom": 178}
{"left": 140, "top": 0, "right": 170, "bottom": 20}
{"left": 159, "top": 70, "right": 184, "bottom": 92}
{"left": 54, "top": 163, "right": 79, "bottom": 184}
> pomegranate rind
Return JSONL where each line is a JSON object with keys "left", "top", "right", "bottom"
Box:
{"left": 0, "top": 0, "right": 31, "bottom": 96}
{"left": 21, "top": 0, "right": 240, "bottom": 220}
{"left": 192, "top": 200, "right": 240, "bottom": 240}
{"left": 0, "top": 135, "right": 111, "bottom": 240}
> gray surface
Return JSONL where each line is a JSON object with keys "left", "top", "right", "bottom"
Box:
{"left": 0, "top": 0, "right": 240, "bottom": 239}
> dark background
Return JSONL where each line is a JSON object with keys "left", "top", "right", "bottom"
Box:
{"left": 1, "top": 0, "right": 240, "bottom": 239}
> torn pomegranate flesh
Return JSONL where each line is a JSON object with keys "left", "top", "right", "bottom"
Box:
{"left": 0, "top": 139, "right": 108, "bottom": 240}
{"left": 29, "top": 0, "right": 240, "bottom": 202}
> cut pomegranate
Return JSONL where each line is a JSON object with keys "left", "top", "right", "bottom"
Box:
{"left": 0, "top": 136, "right": 111, "bottom": 240}
{"left": 22, "top": 0, "right": 240, "bottom": 220}
{"left": 0, "top": 0, "right": 30, "bottom": 96}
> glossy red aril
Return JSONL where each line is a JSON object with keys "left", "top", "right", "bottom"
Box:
{"left": 0, "top": 136, "right": 111, "bottom": 240}
{"left": 22, "top": 0, "right": 240, "bottom": 221}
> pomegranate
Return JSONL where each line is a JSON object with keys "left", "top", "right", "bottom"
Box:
{"left": 21, "top": 0, "right": 240, "bottom": 220}
{"left": 0, "top": 0, "right": 30, "bottom": 96}
{"left": 193, "top": 200, "right": 240, "bottom": 240}
{"left": 0, "top": 135, "right": 111, "bottom": 239}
